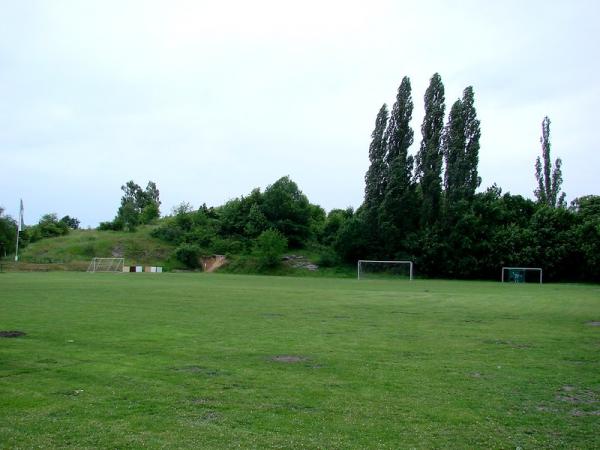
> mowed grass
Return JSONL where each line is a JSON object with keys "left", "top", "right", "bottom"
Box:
{"left": 0, "top": 273, "right": 599, "bottom": 448}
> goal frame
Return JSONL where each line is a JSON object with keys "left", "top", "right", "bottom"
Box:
{"left": 87, "top": 257, "right": 124, "bottom": 273}
{"left": 357, "top": 260, "right": 413, "bottom": 281}
{"left": 501, "top": 267, "right": 543, "bottom": 284}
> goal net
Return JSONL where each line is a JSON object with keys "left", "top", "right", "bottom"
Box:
{"left": 87, "top": 257, "right": 124, "bottom": 273}
{"left": 357, "top": 260, "right": 413, "bottom": 281}
{"left": 501, "top": 267, "right": 542, "bottom": 284}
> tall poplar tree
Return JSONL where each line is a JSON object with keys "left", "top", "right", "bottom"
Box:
{"left": 364, "top": 104, "right": 389, "bottom": 212}
{"left": 416, "top": 73, "right": 446, "bottom": 226}
{"left": 534, "top": 116, "right": 566, "bottom": 208}
{"left": 443, "top": 86, "right": 481, "bottom": 205}
{"left": 380, "top": 77, "right": 416, "bottom": 251}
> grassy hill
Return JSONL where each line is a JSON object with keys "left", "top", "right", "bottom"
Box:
{"left": 2, "top": 224, "right": 347, "bottom": 276}
{"left": 10, "top": 226, "right": 176, "bottom": 270}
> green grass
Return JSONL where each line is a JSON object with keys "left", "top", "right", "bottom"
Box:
{"left": 1, "top": 273, "right": 599, "bottom": 448}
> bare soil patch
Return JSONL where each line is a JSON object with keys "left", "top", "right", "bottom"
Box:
{"left": 570, "top": 409, "right": 600, "bottom": 417}
{"left": 484, "top": 339, "right": 531, "bottom": 349}
{"left": 261, "top": 313, "right": 285, "bottom": 318}
{"left": 201, "top": 255, "right": 228, "bottom": 273}
{"left": 556, "top": 386, "right": 598, "bottom": 404}
{"left": 174, "top": 366, "right": 222, "bottom": 376}
{"left": 271, "top": 355, "right": 308, "bottom": 363}
{"left": 0, "top": 331, "right": 26, "bottom": 338}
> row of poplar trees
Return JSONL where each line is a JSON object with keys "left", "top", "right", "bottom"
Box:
{"left": 362, "top": 73, "right": 481, "bottom": 261}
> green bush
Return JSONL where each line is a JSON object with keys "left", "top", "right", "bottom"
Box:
{"left": 174, "top": 243, "right": 202, "bottom": 269}
{"left": 317, "top": 248, "right": 340, "bottom": 267}
{"left": 254, "top": 229, "right": 287, "bottom": 269}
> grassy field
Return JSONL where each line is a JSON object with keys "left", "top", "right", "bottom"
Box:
{"left": 1, "top": 273, "right": 599, "bottom": 448}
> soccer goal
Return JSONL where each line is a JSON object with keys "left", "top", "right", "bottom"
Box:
{"left": 501, "top": 267, "right": 543, "bottom": 284}
{"left": 357, "top": 260, "right": 413, "bottom": 281}
{"left": 87, "top": 257, "right": 124, "bottom": 273}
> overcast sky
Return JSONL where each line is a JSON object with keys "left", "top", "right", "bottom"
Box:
{"left": 1, "top": 0, "right": 598, "bottom": 227}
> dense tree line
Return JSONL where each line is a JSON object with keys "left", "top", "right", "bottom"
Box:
{"left": 119, "top": 75, "right": 598, "bottom": 280}
{"left": 334, "top": 74, "right": 598, "bottom": 282}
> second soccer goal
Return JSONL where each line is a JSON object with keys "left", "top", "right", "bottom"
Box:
{"left": 357, "top": 260, "right": 413, "bottom": 281}
{"left": 87, "top": 257, "right": 124, "bottom": 273}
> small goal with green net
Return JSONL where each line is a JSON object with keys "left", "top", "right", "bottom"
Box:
{"left": 357, "top": 260, "right": 413, "bottom": 281}
{"left": 501, "top": 267, "right": 543, "bottom": 284}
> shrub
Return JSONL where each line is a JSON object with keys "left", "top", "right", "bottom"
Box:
{"left": 174, "top": 243, "right": 202, "bottom": 269}
{"left": 317, "top": 248, "right": 340, "bottom": 267}
{"left": 254, "top": 229, "right": 287, "bottom": 269}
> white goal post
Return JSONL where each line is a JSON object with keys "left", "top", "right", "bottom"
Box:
{"left": 501, "top": 267, "right": 543, "bottom": 284}
{"left": 87, "top": 257, "right": 124, "bottom": 273}
{"left": 357, "top": 260, "right": 413, "bottom": 280}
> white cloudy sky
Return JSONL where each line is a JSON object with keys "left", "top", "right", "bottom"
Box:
{"left": 1, "top": 0, "right": 598, "bottom": 227}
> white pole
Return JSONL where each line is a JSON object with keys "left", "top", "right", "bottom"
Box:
{"left": 14, "top": 198, "right": 23, "bottom": 262}
{"left": 14, "top": 227, "right": 19, "bottom": 262}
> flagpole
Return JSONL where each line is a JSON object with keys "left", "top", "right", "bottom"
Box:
{"left": 15, "top": 199, "right": 23, "bottom": 262}
{"left": 14, "top": 226, "right": 19, "bottom": 262}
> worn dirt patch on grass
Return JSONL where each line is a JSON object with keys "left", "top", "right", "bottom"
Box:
{"left": 556, "top": 386, "right": 598, "bottom": 404}
{"left": 191, "top": 398, "right": 213, "bottom": 405}
{"left": 484, "top": 339, "right": 531, "bottom": 349}
{"left": 173, "top": 366, "right": 223, "bottom": 376}
{"left": 570, "top": 409, "right": 600, "bottom": 417}
{"left": 586, "top": 321, "right": 600, "bottom": 326}
{"left": 0, "top": 331, "right": 26, "bottom": 338}
{"left": 271, "top": 355, "right": 308, "bottom": 363}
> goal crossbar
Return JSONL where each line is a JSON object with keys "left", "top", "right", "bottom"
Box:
{"left": 357, "top": 260, "right": 413, "bottom": 280}
{"left": 501, "top": 267, "right": 543, "bottom": 284}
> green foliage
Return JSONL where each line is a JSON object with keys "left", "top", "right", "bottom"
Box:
{"left": 363, "top": 104, "right": 389, "bottom": 213}
{"left": 116, "top": 200, "right": 140, "bottom": 232}
{"left": 59, "top": 215, "right": 80, "bottom": 229}
{"left": 316, "top": 247, "right": 340, "bottom": 267}
{"left": 416, "top": 73, "right": 446, "bottom": 227}
{"left": 103, "top": 180, "right": 162, "bottom": 231}
{"left": 571, "top": 196, "right": 600, "bottom": 279}
{"left": 261, "top": 176, "right": 311, "bottom": 247}
{"left": 0, "top": 207, "right": 17, "bottom": 257}
{"left": 333, "top": 214, "right": 370, "bottom": 263}
{"left": 534, "top": 117, "right": 565, "bottom": 208}
{"left": 254, "top": 229, "right": 287, "bottom": 269}
{"left": 321, "top": 208, "right": 353, "bottom": 246}
{"left": 379, "top": 76, "right": 417, "bottom": 254}
{"left": 25, "top": 213, "right": 70, "bottom": 242}
{"left": 443, "top": 86, "right": 481, "bottom": 205}
{"left": 174, "top": 243, "right": 202, "bottom": 269}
